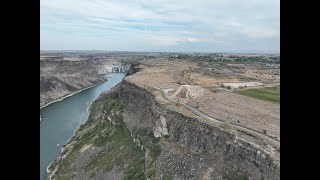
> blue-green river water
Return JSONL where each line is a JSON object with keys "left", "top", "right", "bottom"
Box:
{"left": 40, "top": 73, "right": 126, "bottom": 180}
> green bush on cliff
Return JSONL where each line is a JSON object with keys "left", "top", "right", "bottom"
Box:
{"left": 146, "top": 167, "right": 157, "bottom": 179}
{"left": 109, "top": 91, "right": 119, "bottom": 99}
{"left": 149, "top": 144, "right": 162, "bottom": 159}
{"left": 124, "top": 157, "right": 145, "bottom": 180}
{"left": 132, "top": 128, "right": 162, "bottom": 159}
{"left": 52, "top": 92, "right": 163, "bottom": 179}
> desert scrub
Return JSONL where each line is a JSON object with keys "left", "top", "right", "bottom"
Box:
{"left": 132, "top": 128, "right": 162, "bottom": 159}
{"left": 146, "top": 167, "right": 157, "bottom": 179}
{"left": 51, "top": 91, "right": 163, "bottom": 180}
{"left": 51, "top": 92, "right": 146, "bottom": 179}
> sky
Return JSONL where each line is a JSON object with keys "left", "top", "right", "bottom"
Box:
{"left": 40, "top": 0, "right": 280, "bottom": 53}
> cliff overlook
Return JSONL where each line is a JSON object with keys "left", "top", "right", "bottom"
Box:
{"left": 48, "top": 55, "right": 280, "bottom": 180}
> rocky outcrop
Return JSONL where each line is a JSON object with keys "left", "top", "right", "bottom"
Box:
{"left": 119, "top": 79, "right": 280, "bottom": 180}
{"left": 40, "top": 59, "right": 106, "bottom": 107}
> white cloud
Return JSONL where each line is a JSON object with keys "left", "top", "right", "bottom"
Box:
{"left": 40, "top": 0, "right": 280, "bottom": 52}
{"left": 241, "top": 27, "right": 279, "bottom": 38}
{"left": 142, "top": 35, "right": 207, "bottom": 46}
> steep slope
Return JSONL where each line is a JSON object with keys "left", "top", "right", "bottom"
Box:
{"left": 40, "top": 59, "right": 106, "bottom": 107}
{"left": 47, "top": 79, "right": 279, "bottom": 180}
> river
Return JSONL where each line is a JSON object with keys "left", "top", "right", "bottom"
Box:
{"left": 40, "top": 73, "right": 126, "bottom": 180}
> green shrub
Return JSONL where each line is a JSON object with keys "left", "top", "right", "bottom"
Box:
{"left": 109, "top": 92, "right": 119, "bottom": 99}
{"left": 147, "top": 168, "right": 157, "bottom": 179}
{"left": 150, "top": 144, "right": 162, "bottom": 159}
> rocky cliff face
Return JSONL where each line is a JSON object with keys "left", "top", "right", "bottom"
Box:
{"left": 119, "top": 80, "right": 280, "bottom": 180}
{"left": 40, "top": 59, "right": 106, "bottom": 107}
{"left": 47, "top": 70, "right": 279, "bottom": 180}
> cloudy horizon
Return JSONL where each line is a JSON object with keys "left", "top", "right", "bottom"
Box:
{"left": 40, "top": 0, "right": 280, "bottom": 53}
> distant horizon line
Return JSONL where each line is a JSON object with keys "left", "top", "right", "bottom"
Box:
{"left": 40, "top": 49, "right": 280, "bottom": 54}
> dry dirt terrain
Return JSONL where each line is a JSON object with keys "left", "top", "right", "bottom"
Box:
{"left": 126, "top": 57, "right": 280, "bottom": 146}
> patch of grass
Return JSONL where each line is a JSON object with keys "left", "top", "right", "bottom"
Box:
{"left": 220, "top": 123, "right": 231, "bottom": 130}
{"left": 234, "top": 85, "right": 280, "bottom": 103}
{"left": 124, "top": 157, "right": 145, "bottom": 180}
{"left": 146, "top": 167, "right": 157, "bottom": 179}
{"left": 85, "top": 122, "right": 141, "bottom": 173}
{"left": 92, "top": 133, "right": 110, "bottom": 147}
{"left": 109, "top": 91, "right": 119, "bottom": 99}
{"left": 132, "top": 128, "right": 162, "bottom": 159}
{"left": 89, "top": 171, "right": 96, "bottom": 178}
{"left": 149, "top": 144, "right": 162, "bottom": 159}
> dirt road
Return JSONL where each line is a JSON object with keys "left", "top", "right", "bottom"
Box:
{"left": 162, "top": 88, "right": 280, "bottom": 150}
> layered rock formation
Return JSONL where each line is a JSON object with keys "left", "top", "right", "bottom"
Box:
{"left": 40, "top": 59, "right": 106, "bottom": 107}
{"left": 119, "top": 80, "right": 280, "bottom": 180}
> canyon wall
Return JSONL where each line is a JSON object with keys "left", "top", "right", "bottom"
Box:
{"left": 40, "top": 60, "right": 106, "bottom": 107}
{"left": 119, "top": 80, "right": 280, "bottom": 179}
{"left": 47, "top": 72, "right": 279, "bottom": 180}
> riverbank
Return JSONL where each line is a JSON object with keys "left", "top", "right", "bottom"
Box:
{"left": 46, "top": 86, "right": 116, "bottom": 179}
{"left": 40, "top": 73, "right": 126, "bottom": 180}
{"left": 40, "top": 80, "right": 107, "bottom": 109}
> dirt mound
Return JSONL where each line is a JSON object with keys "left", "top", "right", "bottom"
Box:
{"left": 172, "top": 85, "right": 204, "bottom": 99}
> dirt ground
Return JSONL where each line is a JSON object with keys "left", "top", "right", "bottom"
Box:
{"left": 126, "top": 58, "right": 280, "bottom": 140}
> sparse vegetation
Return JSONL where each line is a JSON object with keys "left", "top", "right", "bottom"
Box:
{"left": 223, "top": 170, "right": 249, "bottom": 180}
{"left": 146, "top": 167, "right": 157, "bottom": 179}
{"left": 163, "top": 174, "right": 174, "bottom": 180}
{"left": 46, "top": 52, "right": 280, "bottom": 180}
{"left": 50, "top": 93, "right": 161, "bottom": 179}
{"left": 220, "top": 123, "right": 231, "bottom": 130}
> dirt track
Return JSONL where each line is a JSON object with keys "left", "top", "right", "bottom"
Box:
{"left": 162, "top": 88, "right": 280, "bottom": 150}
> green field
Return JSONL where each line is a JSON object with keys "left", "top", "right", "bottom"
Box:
{"left": 234, "top": 85, "right": 280, "bottom": 103}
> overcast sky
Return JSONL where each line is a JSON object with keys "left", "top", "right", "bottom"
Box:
{"left": 40, "top": 0, "right": 280, "bottom": 53}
